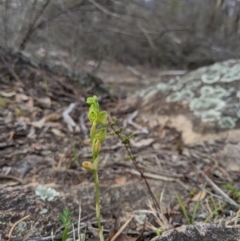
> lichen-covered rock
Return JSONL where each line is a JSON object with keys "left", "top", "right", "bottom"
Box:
{"left": 151, "top": 223, "right": 240, "bottom": 241}
{"left": 136, "top": 59, "right": 240, "bottom": 144}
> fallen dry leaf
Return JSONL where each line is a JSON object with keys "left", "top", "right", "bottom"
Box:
{"left": 45, "top": 113, "right": 62, "bottom": 122}
{"left": 31, "top": 143, "right": 42, "bottom": 150}
{"left": 182, "top": 148, "right": 190, "bottom": 157}
{"left": 16, "top": 93, "right": 29, "bottom": 102}
{"left": 31, "top": 118, "right": 46, "bottom": 128}
{"left": 83, "top": 138, "right": 91, "bottom": 146}
{"left": 0, "top": 91, "right": 16, "bottom": 97}
{"left": 36, "top": 97, "right": 51, "bottom": 107}
{"left": 191, "top": 190, "right": 207, "bottom": 202}
{"left": 115, "top": 176, "right": 127, "bottom": 185}
{"left": 7, "top": 131, "right": 14, "bottom": 142}
{"left": 27, "top": 98, "right": 34, "bottom": 108}
{"left": 51, "top": 128, "right": 65, "bottom": 137}
{"left": 27, "top": 127, "right": 36, "bottom": 139}
{"left": 130, "top": 138, "right": 154, "bottom": 148}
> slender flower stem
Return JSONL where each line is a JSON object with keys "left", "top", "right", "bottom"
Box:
{"left": 85, "top": 96, "right": 108, "bottom": 241}
{"left": 93, "top": 169, "right": 104, "bottom": 241}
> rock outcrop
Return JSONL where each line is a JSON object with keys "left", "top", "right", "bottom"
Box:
{"left": 135, "top": 59, "right": 240, "bottom": 144}
{"left": 151, "top": 223, "right": 240, "bottom": 241}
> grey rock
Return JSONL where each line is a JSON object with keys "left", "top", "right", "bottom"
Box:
{"left": 151, "top": 223, "right": 240, "bottom": 241}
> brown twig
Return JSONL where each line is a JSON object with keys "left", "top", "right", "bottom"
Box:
{"left": 108, "top": 117, "right": 161, "bottom": 213}
{"left": 19, "top": 0, "right": 52, "bottom": 50}
{"left": 0, "top": 175, "right": 25, "bottom": 185}
{"left": 0, "top": 49, "right": 23, "bottom": 85}
{"left": 7, "top": 215, "right": 30, "bottom": 240}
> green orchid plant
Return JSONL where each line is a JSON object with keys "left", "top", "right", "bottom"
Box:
{"left": 82, "top": 95, "right": 108, "bottom": 241}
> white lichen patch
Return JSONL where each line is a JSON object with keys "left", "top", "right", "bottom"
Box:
{"left": 220, "top": 64, "right": 240, "bottom": 82}
{"left": 166, "top": 89, "right": 194, "bottom": 102}
{"left": 189, "top": 97, "right": 226, "bottom": 124}
{"left": 201, "top": 73, "right": 220, "bottom": 84}
{"left": 200, "top": 86, "right": 230, "bottom": 98}
{"left": 185, "top": 80, "right": 202, "bottom": 90}
{"left": 166, "top": 92, "right": 182, "bottom": 102}
{"left": 139, "top": 82, "right": 171, "bottom": 99}
{"left": 35, "top": 186, "right": 60, "bottom": 201}
{"left": 17, "top": 221, "right": 27, "bottom": 232}
{"left": 213, "top": 86, "right": 231, "bottom": 98}
{"left": 170, "top": 82, "right": 184, "bottom": 91}
{"left": 200, "top": 86, "right": 215, "bottom": 97}
{"left": 201, "top": 62, "right": 231, "bottom": 84}
{"left": 218, "top": 117, "right": 236, "bottom": 129}
{"left": 201, "top": 110, "right": 221, "bottom": 122}
{"left": 236, "top": 91, "right": 240, "bottom": 99}
{"left": 156, "top": 83, "right": 170, "bottom": 91}
{"left": 190, "top": 97, "right": 225, "bottom": 113}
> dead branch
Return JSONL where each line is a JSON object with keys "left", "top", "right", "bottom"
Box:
{"left": 19, "top": 0, "right": 52, "bottom": 50}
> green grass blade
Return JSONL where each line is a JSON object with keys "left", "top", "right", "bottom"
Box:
{"left": 175, "top": 193, "right": 191, "bottom": 224}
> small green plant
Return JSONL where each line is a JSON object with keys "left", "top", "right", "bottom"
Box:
{"left": 15, "top": 107, "right": 25, "bottom": 116}
{"left": 175, "top": 193, "right": 191, "bottom": 224}
{"left": 0, "top": 96, "right": 7, "bottom": 108}
{"left": 82, "top": 95, "right": 108, "bottom": 241}
{"left": 43, "top": 78, "right": 49, "bottom": 93}
{"left": 83, "top": 95, "right": 165, "bottom": 240}
{"left": 176, "top": 188, "right": 204, "bottom": 224}
{"left": 59, "top": 208, "right": 73, "bottom": 241}
{"left": 108, "top": 121, "right": 161, "bottom": 213}
{"left": 223, "top": 183, "right": 240, "bottom": 201}
{"left": 204, "top": 194, "right": 224, "bottom": 223}
{"left": 71, "top": 144, "right": 79, "bottom": 163}
{"left": 188, "top": 188, "right": 198, "bottom": 198}
{"left": 155, "top": 228, "right": 162, "bottom": 236}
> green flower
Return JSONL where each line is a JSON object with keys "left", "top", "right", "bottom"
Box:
{"left": 86, "top": 96, "right": 99, "bottom": 111}
{"left": 97, "top": 111, "right": 108, "bottom": 126}
{"left": 88, "top": 108, "right": 108, "bottom": 126}
{"left": 93, "top": 128, "right": 107, "bottom": 143}
{"left": 88, "top": 106, "right": 98, "bottom": 123}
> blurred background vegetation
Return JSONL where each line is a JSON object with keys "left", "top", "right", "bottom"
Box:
{"left": 1, "top": 0, "right": 240, "bottom": 70}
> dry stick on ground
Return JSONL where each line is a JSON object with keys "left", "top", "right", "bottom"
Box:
{"left": 0, "top": 49, "right": 23, "bottom": 85}
{"left": 127, "top": 110, "right": 148, "bottom": 134}
{"left": 0, "top": 174, "right": 25, "bottom": 185}
{"left": 202, "top": 172, "right": 240, "bottom": 209}
{"left": 108, "top": 118, "right": 161, "bottom": 214}
{"left": 7, "top": 215, "right": 31, "bottom": 240}
{"left": 109, "top": 215, "right": 134, "bottom": 241}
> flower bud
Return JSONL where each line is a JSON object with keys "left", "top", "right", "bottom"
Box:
{"left": 82, "top": 161, "right": 94, "bottom": 171}
{"left": 86, "top": 96, "right": 99, "bottom": 109}
{"left": 93, "top": 139, "right": 101, "bottom": 153}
